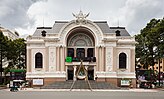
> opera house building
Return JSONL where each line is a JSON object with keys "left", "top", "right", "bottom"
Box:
{"left": 26, "top": 11, "right": 136, "bottom": 87}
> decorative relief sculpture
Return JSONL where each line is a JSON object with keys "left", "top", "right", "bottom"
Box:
{"left": 50, "top": 52, "right": 54, "bottom": 62}
{"left": 72, "top": 10, "right": 89, "bottom": 24}
{"left": 106, "top": 50, "right": 112, "bottom": 71}
{"left": 68, "top": 33, "right": 93, "bottom": 46}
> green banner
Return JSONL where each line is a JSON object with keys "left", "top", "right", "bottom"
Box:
{"left": 66, "top": 57, "right": 72, "bottom": 62}
{"left": 10, "top": 69, "right": 26, "bottom": 72}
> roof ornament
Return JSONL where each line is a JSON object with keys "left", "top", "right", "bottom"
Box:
{"left": 72, "top": 10, "right": 89, "bottom": 24}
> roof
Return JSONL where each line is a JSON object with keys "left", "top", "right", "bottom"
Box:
{"left": 33, "top": 27, "right": 53, "bottom": 36}
{"left": 109, "top": 27, "right": 130, "bottom": 36}
{"left": 94, "top": 21, "right": 111, "bottom": 33}
{"left": 32, "top": 21, "right": 131, "bottom": 37}
{"left": 52, "top": 21, "right": 68, "bottom": 33}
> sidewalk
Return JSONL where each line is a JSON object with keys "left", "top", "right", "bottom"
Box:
{"left": 2, "top": 88, "right": 161, "bottom": 92}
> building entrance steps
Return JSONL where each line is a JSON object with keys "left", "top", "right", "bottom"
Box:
{"left": 41, "top": 80, "right": 119, "bottom": 89}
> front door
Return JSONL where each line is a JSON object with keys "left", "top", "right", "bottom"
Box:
{"left": 88, "top": 70, "right": 94, "bottom": 80}
{"left": 67, "top": 69, "right": 73, "bottom": 80}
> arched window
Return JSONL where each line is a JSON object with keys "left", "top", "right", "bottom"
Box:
{"left": 119, "top": 53, "right": 127, "bottom": 69}
{"left": 35, "top": 52, "right": 43, "bottom": 68}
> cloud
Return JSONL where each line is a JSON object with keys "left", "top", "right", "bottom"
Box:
{"left": 0, "top": 0, "right": 164, "bottom": 36}
{"left": 0, "top": 0, "right": 45, "bottom": 34}
{"left": 27, "top": 0, "right": 125, "bottom": 30}
{"left": 116, "top": 0, "right": 164, "bottom": 35}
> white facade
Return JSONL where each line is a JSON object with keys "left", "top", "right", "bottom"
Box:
{"left": 26, "top": 11, "right": 136, "bottom": 86}
{"left": 0, "top": 27, "right": 19, "bottom": 40}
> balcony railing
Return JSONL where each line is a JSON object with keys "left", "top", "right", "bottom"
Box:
{"left": 66, "top": 57, "right": 96, "bottom": 62}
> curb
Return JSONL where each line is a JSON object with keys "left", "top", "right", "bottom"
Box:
{"left": 2, "top": 88, "right": 159, "bottom": 92}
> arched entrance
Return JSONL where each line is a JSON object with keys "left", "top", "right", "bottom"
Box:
{"left": 66, "top": 27, "right": 95, "bottom": 80}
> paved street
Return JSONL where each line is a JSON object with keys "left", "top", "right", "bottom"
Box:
{"left": 0, "top": 90, "right": 164, "bottom": 99}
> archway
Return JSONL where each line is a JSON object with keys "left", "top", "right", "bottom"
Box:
{"left": 66, "top": 27, "right": 95, "bottom": 80}
{"left": 67, "top": 27, "right": 95, "bottom": 60}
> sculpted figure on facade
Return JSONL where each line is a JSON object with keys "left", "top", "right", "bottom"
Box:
{"left": 73, "top": 10, "right": 89, "bottom": 24}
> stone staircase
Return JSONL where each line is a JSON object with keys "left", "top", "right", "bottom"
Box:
{"left": 89, "top": 81, "right": 119, "bottom": 89}
{"left": 41, "top": 80, "right": 119, "bottom": 89}
{"left": 71, "top": 80, "right": 91, "bottom": 89}
{"left": 41, "top": 80, "right": 73, "bottom": 89}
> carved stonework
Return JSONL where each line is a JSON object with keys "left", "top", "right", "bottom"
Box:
{"left": 106, "top": 48, "right": 113, "bottom": 71}
{"left": 73, "top": 10, "right": 89, "bottom": 24}
{"left": 49, "top": 47, "right": 56, "bottom": 72}
{"left": 59, "top": 15, "right": 103, "bottom": 46}
{"left": 68, "top": 33, "right": 93, "bottom": 46}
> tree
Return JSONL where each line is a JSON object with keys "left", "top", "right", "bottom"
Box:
{"left": 0, "top": 30, "right": 9, "bottom": 84}
{"left": 0, "top": 30, "right": 8, "bottom": 62}
{"left": 135, "top": 17, "right": 164, "bottom": 69}
{"left": 7, "top": 38, "right": 26, "bottom": 69}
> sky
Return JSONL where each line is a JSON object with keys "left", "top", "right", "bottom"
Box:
{"left": 0, "top": 0, "right": 164, "bottom": 38}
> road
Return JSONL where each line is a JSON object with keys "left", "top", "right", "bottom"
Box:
{"left": 0, "top": 90, "right": 164, "bottom": 99}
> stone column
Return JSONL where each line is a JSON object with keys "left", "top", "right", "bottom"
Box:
{"left": 131, "top": 48, "right": 135, "bottom": 72}
{"left": 101, "top": 47, "right": 105, "bottom": 71}
{"left": 93, "top": 48, "right": 95, "bottom": 57}
{"left": 85, "top": 48, "right": 88, "bottom": 57}
{"left": 56, "top": 47, "right": 59, "bottom": 71}
{"left": 45, "top": 47, "right": 49, "bottom": 72}
{"left": 66, "top": 66, "right": 68, "bottom": 80}
{"left": 60, "top": 46, "right": 64, "bottom": 71}
{"left": 49, "top": 47, "right": 56, "bottom": 72}
{"left": 99, "top": 46, "right": 102, "bottom": 71}
{"left": 95, "top": 47, "right": 99, "bottom": 71}
{"left": 64, "top": 47, "right": 66, "bottom": 71}
{"left": 73, "top": 66, "right": 77, "bottom": 81}
{"left": 102, "top": 47, "right": 105, "bottom": 71}
{"left": 94, "top": 66, "right": 96, "bottom": 80}
{"left": 113, "top": 47, "right": 117, "bottom": 72}
{"left": 74, "top": 48, "right": 76, "bottom": 57}
{"left": 27, "top": 49, "right": 31, "bottom": 72}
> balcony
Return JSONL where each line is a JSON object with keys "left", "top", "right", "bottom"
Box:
{"left": 65, "top": 57, "right": 96, "bottom": 66}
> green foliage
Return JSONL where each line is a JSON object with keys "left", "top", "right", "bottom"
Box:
{"left": 135, "top": 18, "right": 164, "bottom": 69}
{"left": 0, "top": 31, "right": 8, "bottom": 60}
{"left": 0, "top": 30, "right": 26, "bottom": 69}
{"left": 7, "top": 38, "right": 26, "bottom": 69}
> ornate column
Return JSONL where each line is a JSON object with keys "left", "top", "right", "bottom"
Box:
{"left": 56, "top": 47, "right": 59, "bottom": 71}
{"left": 64, "top": 46, "right": 66, "bottom": 71}
{"left": 102, "top": 47, "right": 105, "bottom": 71}
{"left": 105, "top": 47, "right": 113, "bottom": 72}
{"left": 74, "top": 48, "right": 76, "bottom": 57}
{"left": 60, "top": 46, "right": 64, "bottom": 71}
{"left": 48, "top": 47, "right": 56, "bottom": 72}
{"left": 85, "top": 48, "right": 88, "bottom": 57}
{"left": 99, "top": 46, "right": 102, "bottom": 71}
{"left": 131, "top": 48, "right": 135, "bottom": 72}
{"left": 95, "top": 46, "right": 99, "bottom": 71}
{"left": 66, "top": 66, "right": 68, "bottom": 80}
{"left": 45, "top": 47, "right": 49, "bottom": 72}
{"left": 94, "top": 66, "right": 96, "bottom": 80}
{"left": 27, "top": 49, "right": 31, "bottom": 72}
{"left": 73, "top": 66, "right": 77, "bottom": 81}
